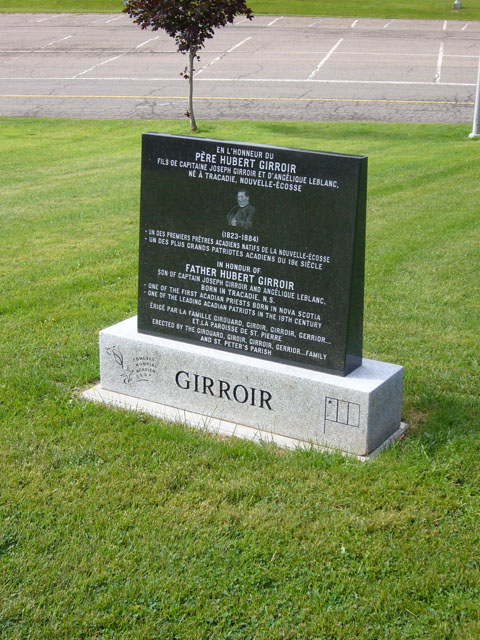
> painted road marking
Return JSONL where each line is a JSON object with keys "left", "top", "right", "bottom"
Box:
{"left": 36, "top": 15, "right": 64, "bottom": 23}
{"left": 0, "top": 94, "right": 473, "bottom": 106}
{"left": 227, "top": 37, "right": 252, "bottom": 52}
{"left": 351, "top": 20, "right": 359, "bottom": 29}
{"left": 268, "top": 17, "right": 283, "bottom": 27}
{"left": 72, "top": 55, "right": 126, "bottom": 78}
{"left": 91, "top": 16, "right": 114, "bottom": 24}
{"left": 105, "top": 16, "right": 125, "bottom": 24}
{"left": 1, "top": 77, "right": 475, "bottom": 87}
{"left": 195, "top": 37, "right": 252, "bottom": 76}
{"left": 1, "top": 34, "right": 73, "bottom": 64}
{"left": 37, "top": 35, "right": 72, "bottom": 50}
{"left": 136, "top": 36, "right": 160, "bottom": 49}
{"left": 335, "top": 52, "right": 477, "bottom": 59}
{"left": 383, "top": 20, "right": 394, "bottom": 29}
{"left": 308, "top": 38, "right": 344, "bottom": 80}
{"left": 435, "top": 42, "right": 444, "bottom": 83}
{"left": 0, "top": 50, "right": 476, "bottom": 60}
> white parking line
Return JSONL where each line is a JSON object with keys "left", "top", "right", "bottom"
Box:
{"left": 435, "top": 42, "right": 444, "bottom": 83}
{"left": 91, "top": 15, "right": 119, "bottom": 24}
{"left": 308, "top": 38, "right": 343, "bottom": 80}
{"left": 308, "top": 20, "right": 323, "bottom": 28}
{"left": 0, "top": 35, "right": 73, "bottom": 63}
{"left": 105, "top": 16, "right": 125, "bottom": 24}
{"left": 3, "top": 48, "right": 475, "bottom": 60}
{"left": 462, "top": 23, "right": 469, "bottom": 31}
{"left": 443, "top": 21, "right": 447, "bottom": 31}
{"left": 38, "top": 35, "right": 72, "bottom": 50}
{"left": 198, "top": 78, "right": 475, "bottom": 87}
{"left": 0, "top": 55, "right": 22, "bottom": 64}
{"left": 195, "top": 37, "right": 252, "bottom": 76}
{"left": 268, "top": 17, "right": 283, "bottom": 27}
{"left": 36, "top": 14, "right": 65, "bottom": 23}
{"left": 383, "top": 20, "right": 394, "bottom": 29}
{"left": 136, "top": 36, "right": 160, "bottom": 49}
{"left": 351, "top": 20, "right": 359, "bottom": 29}
{"left": 72, "top": 54, "right": 126, "bottom": 78}
{"left": 1, "top": 77, "right": 474, "bottom": 87}
{"left": 337, "top": 51, "right": 476, "bottom": 59}
{"left": 228, "top": 37, "right": 252, "bottom": 52}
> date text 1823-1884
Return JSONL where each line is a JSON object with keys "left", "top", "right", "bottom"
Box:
{"left": 138, "top": 134, "right": 367, "bottom": 377}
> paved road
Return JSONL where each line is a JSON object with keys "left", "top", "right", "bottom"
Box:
{"left": 0, "top": 13, "right": 478, "bottom": 123}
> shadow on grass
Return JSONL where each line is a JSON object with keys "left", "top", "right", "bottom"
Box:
{"left": 403, "top": 390, "right": 480, "bottom": 454}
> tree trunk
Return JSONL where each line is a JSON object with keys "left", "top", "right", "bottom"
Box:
{"left": 188, "top": 49, "right": 197, "bottom": 132}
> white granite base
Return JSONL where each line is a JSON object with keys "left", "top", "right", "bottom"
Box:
{"left": 83, "top": 384, "right": 407, "bottom": 461}
{"left": 86, "top": 316, "right": 404, "bottom": 458}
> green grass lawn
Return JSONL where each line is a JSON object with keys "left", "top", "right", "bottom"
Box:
{"left": 0, "top": 0, "right": 479, "bottom": 20}
{"left": 1, "top": 117, "right": 479, "bottom": 639}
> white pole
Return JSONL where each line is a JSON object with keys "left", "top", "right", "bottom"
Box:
{"left": 469, "top": 53, "right": 480, "bottom": 138}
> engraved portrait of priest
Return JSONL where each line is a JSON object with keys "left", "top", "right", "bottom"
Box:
{"left": 227, "top": 190, "right": 255, "bottom": 230}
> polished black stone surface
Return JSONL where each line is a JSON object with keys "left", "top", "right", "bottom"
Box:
{"left": 138, "top": 133, "right": 367, "bottom": 376}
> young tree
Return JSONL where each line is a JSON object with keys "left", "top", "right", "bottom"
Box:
{"left": 123, "top": 0, "right": 253, "bottom": 131}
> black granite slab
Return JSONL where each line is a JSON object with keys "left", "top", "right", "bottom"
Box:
{"left": 137, "top": 133, "right": 367, "bottom": 376}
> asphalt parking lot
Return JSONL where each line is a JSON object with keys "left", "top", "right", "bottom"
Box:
{"left": 0, "top": 13, "right": 478, "bottom": 122}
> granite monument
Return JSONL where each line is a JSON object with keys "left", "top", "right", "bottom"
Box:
{"left": 84, "top": 134, "right": 405, "bottom": 459}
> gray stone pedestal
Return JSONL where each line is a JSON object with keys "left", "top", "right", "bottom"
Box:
{"left": 83, "top": 316, "right": 405, "bottom": 460}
